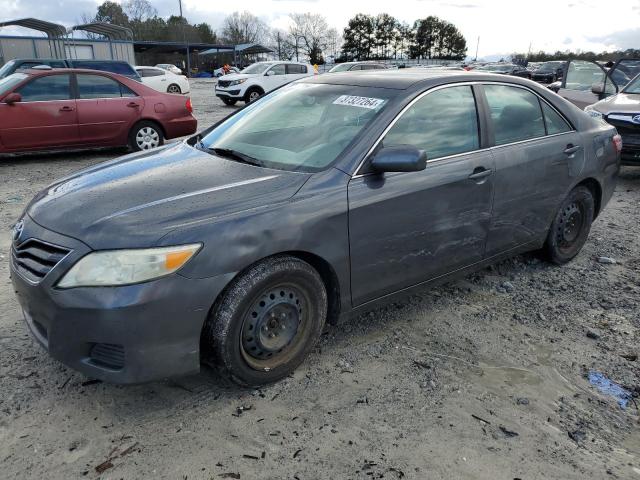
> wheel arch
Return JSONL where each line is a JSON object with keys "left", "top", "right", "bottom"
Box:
{"left": 576, "top": 177, "right": 603, "bottom": 219}
{"left": 244, "top": 85, "right": 265, "bottom": 99}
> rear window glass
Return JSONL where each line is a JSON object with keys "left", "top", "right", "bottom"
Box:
{"left": 541, "top": 102, "right": 572, "bottom": 135}
{"left": 17, "top": 74, "right": 71, "bottom": 101}
{"left": 286, "top": 64, "right": 307, "bottom": 74}
{"left": 484, "top": 85, "right": 545, "bottom": 145}
{"left": 77, "top": 74, "right": 135, "bottom": 99}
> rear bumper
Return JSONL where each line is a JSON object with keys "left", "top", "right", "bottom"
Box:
{"left": 163, "top": 116, "right": 197, "bottom": 139}
{"left": 10, "top": 215, "right": 232, "bottom": 384}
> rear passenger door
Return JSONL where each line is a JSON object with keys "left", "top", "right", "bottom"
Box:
{"left": 482, "top": 84, "right": 581, "bottom": 257}
{"left": 348, "top": 85, "right": 495, "bottom": 305}
{"left": 75, "top": 73, "right": 143, "bottom": 145}
{"left": 286, "top": 63, "right": 309, "bottom": 82}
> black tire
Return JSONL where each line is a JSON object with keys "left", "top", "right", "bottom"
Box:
{"left": 221, "top": 97, "right": 237, "bottom": 106}
{"left": 202, "top": 255, "right": 327, "bottom": 387}
{"left": 128, "top": 120, "right": 164, "bottom": 152}
{"left": 167, "top": 83, "right": 181, "bottom": 94}
{"left": 245, "top": 88, "right": 263, "bottom": 104}
{"left": 544, "top": 186, "right": 594, "bottom": 264}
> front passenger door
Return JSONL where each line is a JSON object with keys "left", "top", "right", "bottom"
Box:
{"left": 348, "top": 85, "right": 495, "bottom": 306}
{"left": 263, "top": 63, "right": 287, "bottom": 91}
{"left": 558, "top": 60, "right": 617, "bottom": 109}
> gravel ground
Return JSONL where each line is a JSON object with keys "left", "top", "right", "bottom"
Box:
{"left": 0, "top": 79, "right": 639, "bottom": 480}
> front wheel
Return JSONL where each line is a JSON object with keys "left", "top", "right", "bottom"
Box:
{"left": 221, "top": 97, "right": 237, "bottom": 106}
{"left": 245, "top": 88, "right": 263, "bottom": 104}
{"left": 202, "top": 255, "right": 327, "bottom": 386}
{"left": 543, "top": 186, "right": 594, "bottom": 264}
{"left": 128, "top": 121, "right": 164, "bottom": 151}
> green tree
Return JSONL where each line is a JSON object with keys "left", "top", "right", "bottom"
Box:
{"left": 374, "top": 13, "right": 397, "bottom": 59}
{"left": 95, "top": 1, "right": 130, "bottom": 26}
{"left": 341, "top": 14, "right": 375, "bottom": 60}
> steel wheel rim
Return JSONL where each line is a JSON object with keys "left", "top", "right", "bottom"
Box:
{"left": 135, "top": 126, "right": 160, "bottom": 150}
{"left": 240, "top": 283, "right": 309, "bottom": 371}
{"left": 557, "top": 201, "right": 585, "bottom": 250}
{"left": 168, "top": 84, "right": 180, "bottom": 94}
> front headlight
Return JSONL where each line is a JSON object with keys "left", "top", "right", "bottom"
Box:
{"left": 57, "top": 243, "right": 201, "bottom": 288}
{"left": 584, "top": 105, "right": 604, "bottom": 120}
{"left": 228, "top": 78, "right": 247, "bottom": 86}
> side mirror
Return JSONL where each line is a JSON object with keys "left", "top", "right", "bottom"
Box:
{"left": 4, "top": 92, "right": 21, "bottom": 105}
{"left": 265, "top": 70, "right": 275, "bottom": 76}
{"left": 370, "top": 145, "right": 427, "bottom": 173}
{"left": 591, "top": 82, "right": 605, "bottom": 95}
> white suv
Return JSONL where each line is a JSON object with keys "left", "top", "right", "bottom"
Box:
{"left": 215, "top": 61, "right": 314, "bottom": 105}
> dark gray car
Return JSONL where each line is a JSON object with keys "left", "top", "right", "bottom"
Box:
{"left": 10, "top": 71, "right": 620, "bottom": 386}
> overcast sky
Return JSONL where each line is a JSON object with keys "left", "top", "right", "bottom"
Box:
{"left": 2, "top": 0, "right": 640, "bottom": 58}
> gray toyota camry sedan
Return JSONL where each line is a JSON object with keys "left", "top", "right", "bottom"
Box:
{"left": 10, "top": 70, "right": 620, "bottom": 386}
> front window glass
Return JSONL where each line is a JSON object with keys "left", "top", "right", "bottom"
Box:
{"left": 564, "top": 61, "right": 605, "bottom": 91}
{"left": 484, "top": 85, "right": 545, "bottom": 145}
{"left": 0, "top": 73, "right": 27, "bottom": 95}
{"left": 383, "top": 86, "right": 479, "bottom": 159}
{"left": 328, "top": 63, "right": 353, "bottom": 73}
{"left": 17, "top": 74, "right": 71, "bottom": 101}
{"left": 199, "top": 83, "right": 394, "bottom": 172}
{"left": 242, "top": 63, "right": 272, "bottom": 74}
{"left": 268, "top": 64, "right": 286, "bottom": 76}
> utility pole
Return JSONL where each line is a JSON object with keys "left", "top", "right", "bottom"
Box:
{"left": 474, "top": 36, "right": 480, "bottom": 61}
{"left": 178, "top": 0, "right": 183, "bottom": 17}
{"left": 277, "top": 31, "right": 282, "bottom": 60}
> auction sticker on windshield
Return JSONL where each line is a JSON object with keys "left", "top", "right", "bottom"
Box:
{"left": 333, "top": 95, "right": 385, "bottom": 109}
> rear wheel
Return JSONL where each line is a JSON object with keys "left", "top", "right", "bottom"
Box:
{"left": 128, "top": 121, "right": 163, "bottom": 152}
{"left": 221, "top": 97, "right": 237, "bottom": 106}
{"left": 167, "top": 83, "right": 181, "bottom": 94}
{"left": 245, "top": 88, "right": 263, "bottom": 104}
{"left": 202, "top": 255, "right": 327, "bottom": 386}
{"left": 544, "top": 186, "right": 594, "bottom": 264}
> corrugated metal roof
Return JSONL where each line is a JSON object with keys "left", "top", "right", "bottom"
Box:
{"left": 0, "top": 18, "right": 67, "bottom": 37}
{"left": 72, "top": 22, "right": 133, "bottom": 41}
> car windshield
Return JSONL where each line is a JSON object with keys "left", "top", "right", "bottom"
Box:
{"left": 0, "top": 60, "right": 17, "bottom": 78}
{"left": 242, "top": 63, "right": 272, "bottom": 74}
{"left": 623, "top": 74, "right": 640, "bottom": 94}
{"left": 199, "top": 82, "right": 394, "bottom": 172}
{"left": 0, "top": 73, "right": 27, "bottom": 95}
{"left": 479, "top": 65, "right": 511, "bottom": 72}
{"left": 538, "top": 62, "right": 561, "bottom": 71}
{"left": 328, "top": 64, "right": 353, "bottom": 73}
{"left": 611, "top": 59, "right": 640, "bottom": 88}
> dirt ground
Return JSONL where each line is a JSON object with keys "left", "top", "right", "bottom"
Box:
{"left": 0, "top": 79, "right": 639, "bottom": 480}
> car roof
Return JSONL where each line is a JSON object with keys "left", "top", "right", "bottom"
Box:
{"left": 303, "top": 69, "right": 542, "bottom": 90}
{"left": 20, "top": 68, "right": 132, "bottom": 78}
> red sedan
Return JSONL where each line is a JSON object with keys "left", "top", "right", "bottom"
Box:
{"left": 0, "top": 68, "right": 197, "bottom": 153}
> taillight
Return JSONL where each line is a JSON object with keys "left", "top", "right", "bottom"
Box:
{"left": 185, "top": 97, "right": 193, "bottom": 113}
{"left": 613, "top": 134, "right": 622, "bottom": 154}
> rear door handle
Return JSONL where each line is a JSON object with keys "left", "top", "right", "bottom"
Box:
{"left": 564, "top": 144, "right": 581, "bottom": 155}
{"left": 127, "top": 102, "right": 140, "bottom": 108}
{"left": 468, "top": 168, "right": 493, "bottom": 180}
{"left": 59, "top": 106, "right": 74, "bottom": 112}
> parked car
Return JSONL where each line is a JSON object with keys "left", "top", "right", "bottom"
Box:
{"left": 584, "top": 73, "right": 640, "bottom": 165}
{"left": 10, "top": 70, "right": 620, "bottom": 386}
{"left": 0, "top": 68, "right": 196, "bottom": 154}
{"left": 531, "top": 61, "right": 566, "bottom": 84}
{"left": 215, "top": 61, "right": 313, "bottom": 105}
{"left": 327, "top": 62, "right": 389, "bottom": 73}
{"left": 0, "top": 58, "right": 141, "bottom": 81}
{"left": 213, "top": 66, "right": 241, "bottom": 77}
{"left": 475, "top": 63, "right": 531, "bottom": 79}
{"left": 135, "top": 66, "right": 190, "bottom": 94}
{"left": 155, "top": 63, "right": 182, "bottom": 75}
{"left": 555, "top": 58, "right": 640, "bottom": 109}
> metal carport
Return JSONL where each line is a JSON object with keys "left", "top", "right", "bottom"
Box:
{"left": 0, "top": 18, "right": 67, "bottom": 59}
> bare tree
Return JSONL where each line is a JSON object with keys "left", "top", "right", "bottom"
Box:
{"left": 123, "top": 0, "right": 157, "bottom": 22}
{"left": 221, "top": 11, "right": 269, "bottom": 44}
{"left": 288, "top": 13, "right": 330, "bottom": 64}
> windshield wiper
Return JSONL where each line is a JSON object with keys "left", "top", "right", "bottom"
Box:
{"left": 207, "top": 147, "right": 264, "bottom": 167}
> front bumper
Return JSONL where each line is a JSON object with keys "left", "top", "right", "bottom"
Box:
{"left": 10, "top": 216, "right": 232, "bottom": 384}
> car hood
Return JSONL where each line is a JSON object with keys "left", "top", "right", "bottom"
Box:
{"left": 591, "top": 92, "right": 640, "bottom": 114}
{"left": 220, "top": 73, "right": 256, "bottom": 81}
{"left": 26, "top": 142, "right": 310, "bottom": 249}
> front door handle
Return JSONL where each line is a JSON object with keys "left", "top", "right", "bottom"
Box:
{"left": 127, "top": 102, "right": 140, "bottom": 108}
{"left": 468, "top": 168, "right": 493, "bottom": 180}
{"left": 564, "top": 144, "right": 581, "bottom": 155}
{"left": 59, "top": 105, "right": 74, "bottom": 112}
